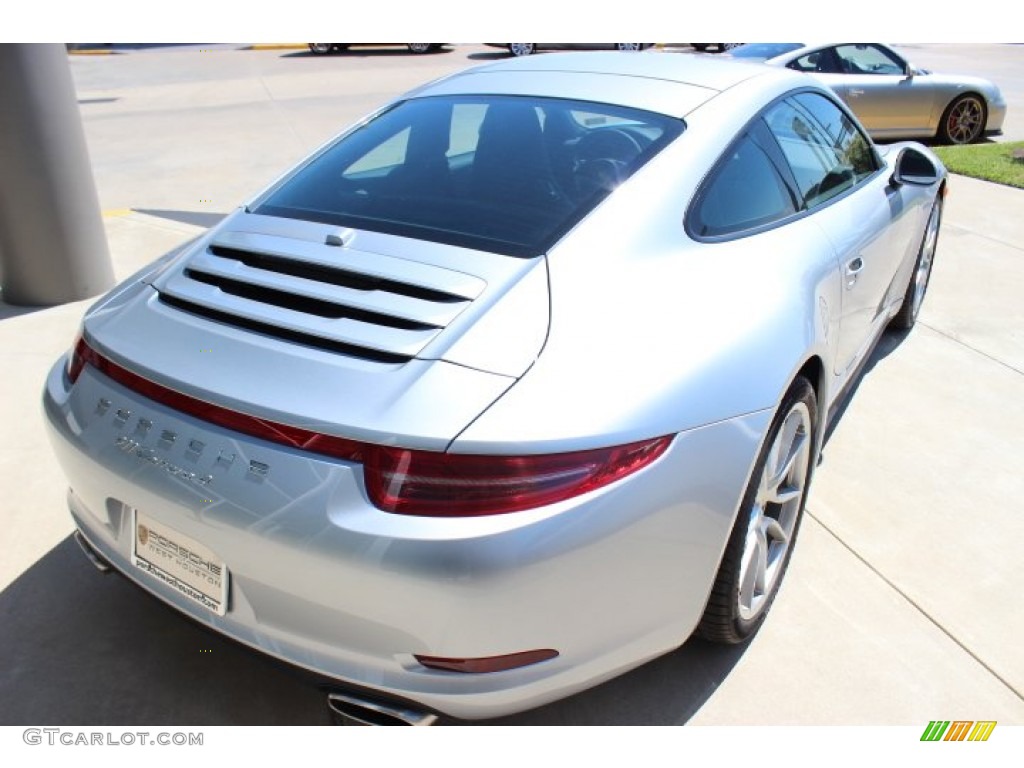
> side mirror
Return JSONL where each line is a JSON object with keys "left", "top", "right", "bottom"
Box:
{"left": 891, "top": 147, "right": 940, "bottom": 187}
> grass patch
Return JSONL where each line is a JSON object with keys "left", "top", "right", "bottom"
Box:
{"left": 932, "top": 141, "right": 1024, "bottom": 189}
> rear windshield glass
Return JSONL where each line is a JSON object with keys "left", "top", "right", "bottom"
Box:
{"left": 254, "top": 95, "right": 683, "bottom": 257}
{"left": 729, "top": 43, "right": 804, "bottom": 60}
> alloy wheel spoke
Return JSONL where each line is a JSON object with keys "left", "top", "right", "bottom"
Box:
{"left": 769, "top": 483, "right": 802, "bottom": 506}
{"left": 769, "top": 418, "right": 796, "bottom": 483}
{"left": 913, "top": 205, "right": 940, "bottom": 312}
{"left": 764, "top": 515, "right": 788, "bottom": 546}
{"left": 768, "top": 429, "right": 807, "bottom": 497}
{"left": 737, "top": 400, "right": 811, "bottom": 621}
{"left": 739, "top": 522, "right": 768, "bottom": 611}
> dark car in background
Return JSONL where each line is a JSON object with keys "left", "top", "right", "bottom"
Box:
{"left": 490, "top": 43, "right": 652, "bottom": 57}
{"left": 307, "top": 43, "right": 444, "bottom": 55}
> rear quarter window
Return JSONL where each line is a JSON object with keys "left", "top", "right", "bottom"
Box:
{"left": 689, "top": 126, "right": 798, "bottom": 238}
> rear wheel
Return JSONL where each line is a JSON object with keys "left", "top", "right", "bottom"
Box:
{"left": 508, "top": 43, "right": 536, "bottom": 57}
{"left": 698, "top": 377, "right": 817, "bottom": 643}
{"left": 891, "top": 197, "right": 942, "bottom": 330}
{"left": 308, "top": 43, "right": 333, "bottom": 55}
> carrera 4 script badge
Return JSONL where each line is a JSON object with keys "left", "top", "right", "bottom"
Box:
{"left": 100, "top": 398, "right": 271, "bottom": 486}
{"left": 115, "top": 435, "right": 214, "bottom": 487}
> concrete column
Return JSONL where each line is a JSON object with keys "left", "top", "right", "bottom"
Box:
{"left": 0, "top": 44, "right": 115, "bottom": 305}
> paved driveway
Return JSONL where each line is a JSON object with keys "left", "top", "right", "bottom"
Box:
{"left": 1, "top": 44, "right": 1022, "bottom": 725}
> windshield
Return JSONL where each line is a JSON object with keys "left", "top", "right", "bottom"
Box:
{"left": 254, "top": 95, "right": 683, "bottom": 257}
{"left": 729, "top": 43, "right": 804, "bottom": 60}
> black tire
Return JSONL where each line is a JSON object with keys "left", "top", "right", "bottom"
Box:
{"left": 890, "top": 197, "right": 943, "bottom": 330}
{"left": 406, "top": 44, "right": 438, "bottom": 54}
{"left": 937, "top": 94, "right": 987, "bottom": 145}
{"left": 691, "top": 44, "right": 709, "bottom": 52}
{"left": 698, "top": 377, "right": 818, "bottom": 644}
{"left": 508, "top": 43, "right": 536, "bottom": 57}
{"left": 308, "top": 43, "right": 334, "bottom": 55}
{"left": 615, "top": 43, "right": 646, "bottom": 51}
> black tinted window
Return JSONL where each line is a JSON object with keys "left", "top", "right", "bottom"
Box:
{"left": 254, "top": 96, "right": 682, "bottom": 257}
{"left": 690, "top": 130, "right": 797, "bottom": 237}
{"left": 764, "top": 93, "right": 877, "bottom": 209}
{"left": 834, "top": 44, "right": 905, "bottom": 75}
{"left": 729, "top": 43, "right": 804, "bottom": 60}
{"left": 787, "top": 48, "right": 841, "bottom": 74}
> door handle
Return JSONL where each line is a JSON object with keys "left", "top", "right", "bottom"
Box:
{"left": 845, "top": 256, "right": 864, "bottom": 288}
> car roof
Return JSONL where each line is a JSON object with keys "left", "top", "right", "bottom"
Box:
{"left": 408, "top": 52, "right": 812, "bottom": 119}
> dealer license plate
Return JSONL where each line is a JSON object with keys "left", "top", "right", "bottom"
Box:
{"left": 131, "top": 510, "right": 229, "bottom": 616}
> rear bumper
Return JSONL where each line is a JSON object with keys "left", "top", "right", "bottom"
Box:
{"left": 43, "top": 356, "right": 769, "bottom": 719}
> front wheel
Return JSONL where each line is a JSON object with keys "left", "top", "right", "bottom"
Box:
{"left": 890, "top": 197, "right": 942, "bottom": 330}
{"left": 937, "top": 94, "right": 986, "bottom": 144}
{"left": 308, "top": 43, "right": 333, "bottom": 55}
{"left": 698, "top": 377, "right": 818, "bottom": 644}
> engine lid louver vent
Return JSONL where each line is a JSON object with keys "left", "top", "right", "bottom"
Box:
{"left": 154, "top": 232, "right": 485, "bottom": 362}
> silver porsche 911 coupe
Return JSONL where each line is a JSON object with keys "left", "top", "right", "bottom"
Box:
{"left": 43, "top": 52, "right": 946, "bottom": 724}
{"left": 728, "top": 42, "right": 1007, "bottom": 144}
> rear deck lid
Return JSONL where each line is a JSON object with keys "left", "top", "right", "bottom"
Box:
{"left": 83, "top": 211, "right": 549, "bottom": 451}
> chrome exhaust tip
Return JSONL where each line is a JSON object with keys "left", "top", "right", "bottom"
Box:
{"left": 74, "top": 530, "right": 112, "bottom": 573}
{"left": 327, "top": 692, "right": 437, "bottom": 726}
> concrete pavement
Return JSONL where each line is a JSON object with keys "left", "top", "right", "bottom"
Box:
{"left": 1, "top": 45, "right": 1022, "bottom": 725}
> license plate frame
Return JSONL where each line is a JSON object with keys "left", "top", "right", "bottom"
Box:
{"left": 131, "top": 509, "right": 229, "bottom": 616}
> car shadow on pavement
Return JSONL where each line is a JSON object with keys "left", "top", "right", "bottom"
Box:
{"left": 282, "top": 48, "right": 453, "bottom": 59}
{"left": 0, "top": 536, "right": 331, "bottom": 726}
{"left": 823, "top": 327, "right": 911, "bottom": 448}
{"left": 454, "top": 638, "right": 748, "bottom": 725}
{"left": 467, "top": 52, "right": 513, "bottom": 61}
{"left": 1, "top": 536, "right": 749, "bottom": 726}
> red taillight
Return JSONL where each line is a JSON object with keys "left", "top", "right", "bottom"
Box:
{"left": 66, "top": 335, "right": 92, "bottom": 383}
{"left": 364, "top": 436, "right": 672, "bottom": 517}
{"left": 70, "top": 338, "right": 672, "bottom": 517}
{"left": 415, "top": 649, "right": 559, "bottom": 674}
